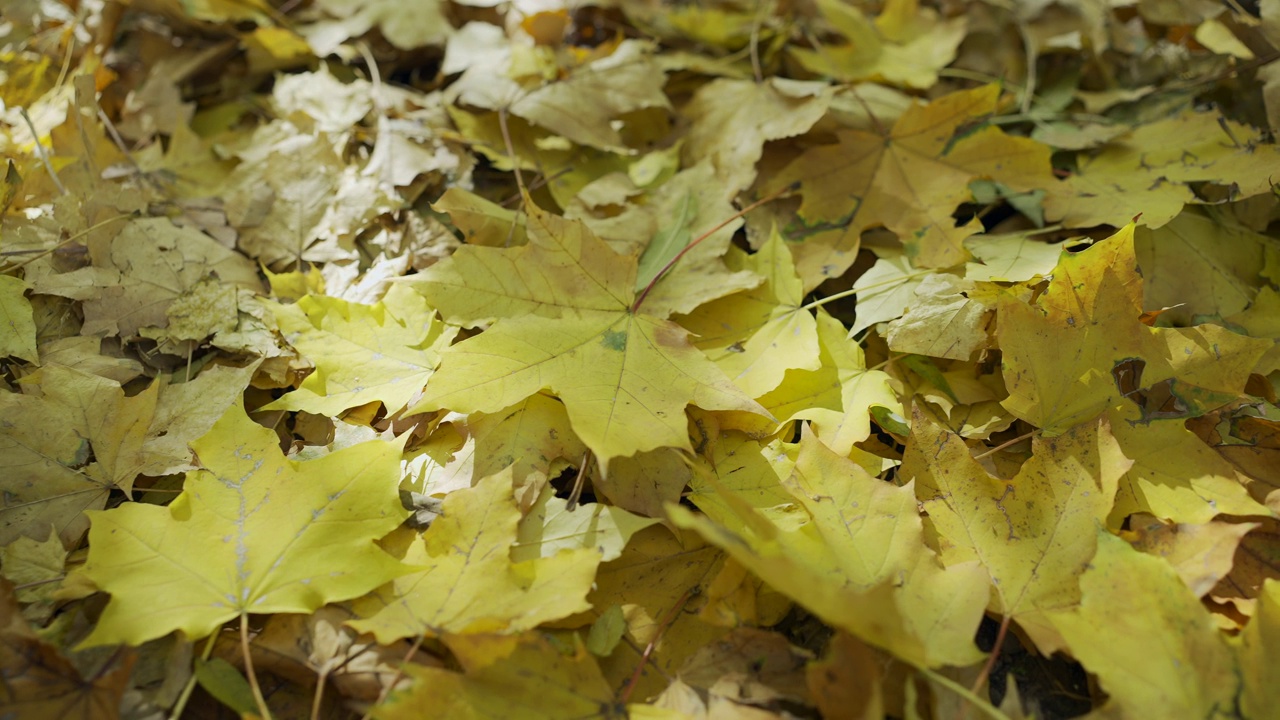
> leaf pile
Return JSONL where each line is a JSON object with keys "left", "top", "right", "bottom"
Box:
{"left": 3, "top": 1, "right": 1280, "bottom": 718}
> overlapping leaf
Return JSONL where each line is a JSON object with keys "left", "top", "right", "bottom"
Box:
{"left": 407, "top": 199, "right": 767, "bottom": 469}
{"left": 80, "top": 401, "right": 409, "bottom": 646}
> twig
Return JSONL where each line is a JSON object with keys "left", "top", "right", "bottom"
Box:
{"left": 18, "top": 108, "right": 67, "bottom": 195}
{"left": 359, "top": 633, "right": 427, "bottom": 720}
{"left": 566, "top": 449, "right": 592, "bottom": 511}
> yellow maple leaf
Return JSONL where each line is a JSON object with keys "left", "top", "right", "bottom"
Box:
{"left": 768, "top": 84, "right": 1053, "bottom": 274}
{"left": 902, "top": 408, "right": 1130, "bottom": 653}
{"left": 1045, "top": 109, "right": 1280, "bottom": 229}
{"left": 265, "top": 284, "right": 458, "bottom": 417}
{"left": 677, "top": 225, "right": 821, "bottom": 398}
{"left": 999, "top": 224, "right": 1271, "bottom": 434}
{"left": 374, "top": 633, "right": 620, "bottom": 720}
{"left": 350, "top": 471, "right": 599, "bottom": 643}
{"left": 790, "top": 0, "right": 967, "bottom": 90}
{"left": 1048, "top": 532, "right": 1238, "bottom": 717}
{"left": 80, "top": 400, "right": 410, "bottom": 647}
{"left": 673, "top": 430, "right": 987, "bottom": 668}
{"left": 407, "top": 200, "right": 767, "bottom": 470}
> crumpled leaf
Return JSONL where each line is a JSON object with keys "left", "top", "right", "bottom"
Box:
{"left": 350, "top": 471, "right": 599, "bottom": 643}
{"left": 407, "top": 200, "right": 766, "bottom": 470}
{"left": 80, "top": 400, "right": 410, "bottom": 647}
{"left": 885, "top": 273, "right": 992, "bottom": 361}
{"left": 303, "top": 0, "right": 450, "bottom": 55}
{"left": 0, "top": 363, "right": 256, "bottom": 546}
{"left": 0, "top": 578, "right": 137, "bottom": 720}
{"left": 510, "top": 40, "right": 671, "bottom": 153}
{"left": 683, "top": 77, "right": 832, "bottom": 195}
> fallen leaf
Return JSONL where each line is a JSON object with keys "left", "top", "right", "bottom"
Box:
{"left": 407, "top": 199, "right": 767, "bottom": 470}
{"left": 80, "top": 400, "right": 410, "bottom": 647}
{"left": 350, "top": 471, "right": 599, "bottom": 643}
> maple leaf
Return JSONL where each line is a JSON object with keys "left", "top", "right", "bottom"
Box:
{"left": 677, "top": 225, "right": 821, "bottom": 398}
{"left": 0, "top": 578, "right": 137, "bottom": 719}
{"left": 768, "top": 84, "right": 1054, "bottom": 274}
{"left": 1135, "top": 209, "right": 1280, "bottom": 326}
{"left": 27, "top": 217, "right": 263, "bottom": 340}
{"left": 350, "top": 471, "right": 599, "bottom": 643}
{"left": 1047, "top": 532, "right": 1238, "bottom": 718}
{"left": 0, "top": 363, "right": 255, "bottom": 547}
{"left": 1237, "top": 579, "right": 1280, "bottom": 718}
{"left": 514, "top": 485, "right": 660, "bottom": 563}
{"left": 673, "top": 429, "right": 988, "bottom": 668}
{"left": 1108, "top": 403, "right": 1268, "bottom": 524}
{"left": 998, "top": 223, "right": 1272, "bottom": 435}
{"left": 683, "top": 77, "right": 832, "bottom": 195}
{"left": 509, "top": 40, "right": 672, "bottom": 153}
{"left": 373, "top": 633, "right": 619, "bottom": 720}
{"left": 1044, "top": 108, "right": 1280, "bottom": 229}
{"left": 406, "top": 200, "right": 767, "bottom": 470}
{"left": 0, "top": 275, "right": 38, "bottom": 363}
{"left": 901, "top": 407, "right": 1130, "bottom": 653}
{"left": 571, "top": 162, "right": 762, "bottom": 316}
{"left": 746, "top": 309, "right": 901, "bottom": 455}
{"left": 79, "top": 400, "right": 410, "bottom": 647}
{"left": 264, "top": 284, "right": 458, "bottom": 417}
{"left": 790, "top": 0, "right": 967, "bottom": 89}
{"left": 441, "top": 394, "right": 586, "bottom": 510}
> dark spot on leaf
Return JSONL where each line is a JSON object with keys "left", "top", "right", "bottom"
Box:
{"left": 601, "top": 329, "right": 627, "bottom": 351}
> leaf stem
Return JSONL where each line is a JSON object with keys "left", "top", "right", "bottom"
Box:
{"left": 616, "top": 587, "right": 695, "bottom": 704}
{"left": 916, "top": 665, "right": 1011, "bottom": 720}
{"left": 241, "top": 613, "right": 274, "bottom": 720}
{"left": 972, "top": 430, "right": 1036, "bottom": 461}
{"left": 631, "top": 183, "right": 796, "bottom": 314}
{"left": 169, "top": 633, "right": 219, "bottom": 720}
{"left": 969, "top": 614, "right": 1012, "bottom": 699}
{"left": 799, "top": 269, "right": 933, "bottom": 312}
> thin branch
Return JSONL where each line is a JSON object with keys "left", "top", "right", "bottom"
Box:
{"left": 18, "top": 107, "right": 67, "bottom": 195}
{"left": 359, "top": 633, "right": 427, "bottom": 720}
